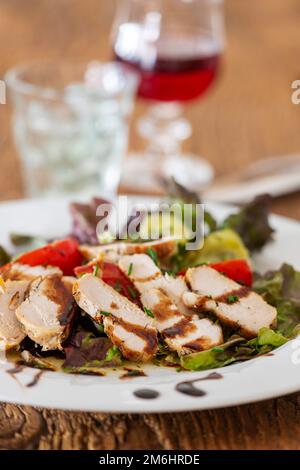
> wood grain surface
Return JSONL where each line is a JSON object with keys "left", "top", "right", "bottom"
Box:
{"left": 0, "top": 0, "right": 300, "bottom": 450}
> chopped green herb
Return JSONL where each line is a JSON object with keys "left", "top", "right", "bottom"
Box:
{"left": 99, "top": 310, "right": 110, "bottom": 317}
{"left": 227, "top": 295, "right": 238, "bottom": 304}
{"left": 212, "top": 347, "right": 225, "bottom": 353}
{"left": 165, "top": 270, "right": 176, "bottom": 277}
{"left": 127, "top": 285, "right": 137, "bottom": 299}
{"left": 114, "top": 281, "right": 121, "bottom": 292}
{"left": 144, "top": 306, "right": 154, "bottom": 318}
{"left": 146, "top": 248, "right": 158, "bottom": 266}
{"left": 93, "top": 264, "right": 99, "bottom": 277}
{"left": 128, "top": 263, "right": 133, "bottom": 276}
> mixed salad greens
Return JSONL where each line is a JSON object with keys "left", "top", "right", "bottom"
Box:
{"left": 1, "top": 188, "right": 299, "bottom": 374}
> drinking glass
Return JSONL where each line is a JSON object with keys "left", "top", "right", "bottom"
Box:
{"left": 5, "top": 61, "right": 138, "bottom": 198}
{"left": 112, "top": 0, "right": 225, "bottom": 192}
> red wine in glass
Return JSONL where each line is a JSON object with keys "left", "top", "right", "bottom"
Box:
{"left": 114, "top": 23, "right": 221, "bottom": 102}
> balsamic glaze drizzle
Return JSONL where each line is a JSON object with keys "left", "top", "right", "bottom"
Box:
{"left": 175, "top": 371, "right": 223, "bottom": 397}
{"left": 134, "top": 372, "right": 223, "bottom": 400}
{"left": 26, "top": 370, "right": 44, "bottom": 388}
{"left": 133, "top": 389, "right": 160, "bottom": 399}
{"left": 6, "top": 363, "right": 45, "bottom": 388}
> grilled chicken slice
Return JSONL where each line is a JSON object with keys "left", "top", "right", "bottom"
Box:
{"left": 119, "top": 254, "right": 162, "bottom": 291}
{"left": 15, "top": 275, "right": 76, "bottom": 350}
{"left": 163, "top": 273, "right": 195, "bottom": 317}
{"left": 80, "top": 238, "right": 177, "bottom": 265}
{"left": 141, "top": 288, "right": 223, "bottom": 354}
{"left": 119, "top": 254, "right": 223, "bottom": 354}
{"left": 119, "top": 253, "right": 193, "bottom": 316}
{"left": 1, "top": 263, "right": 62, "bottom": 282}
{"left": 0, "top": 280, "right": 28, "bottom": 350}
{"left": 0, "top": 264, "right": 63, "bottom": 350}
{"left": 184, "top": 265, "right": 277, "bottom": 338}
{"left": 73, "top": 274, "right": 158, "bottom": 361}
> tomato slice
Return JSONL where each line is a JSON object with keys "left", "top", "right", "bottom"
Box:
{"left": 178, "top": 259, "right": 252, "bottom": 287}
{"left": 17, "top": 238, "right": 83, "bottom": 276}
{"left": 102, "top": 262, "right": 141, "bottom": 306}
{"left": 75, "top": 261, "right": 141, "bottom": 306}
{"left": 210, "top": 259, "right": 253, "bottom": 287}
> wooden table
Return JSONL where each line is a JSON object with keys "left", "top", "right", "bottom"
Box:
{"left": 0, "top": 0, "right": 300, "bottom": 450}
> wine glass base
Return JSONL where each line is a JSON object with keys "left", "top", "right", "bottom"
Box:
{"left": 120, "top": 153, "right": 214, "bottom": 195}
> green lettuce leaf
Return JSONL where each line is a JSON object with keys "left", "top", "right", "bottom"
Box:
{"left": 165, "top": 177, "right": 217, "bottom": 234}
{"left": 180, "top": 326, "right": 289, "bottom": 372}
{"left": 248, "top": 327, "right": 287, "bottom": 348}
{"left": 253, "top": 263, "right": 300, "bottom": 337}
{"left": 181, "top": 263, "right": 300, "bottom": 371}
{"left": 223, "top": 194, "right": 274, "bottom": 252}
{"left": 180, "top": 337, "right": 245, "bottom": 371}
{"left": 187, "top": 228, "right": 249, "bottom": 265}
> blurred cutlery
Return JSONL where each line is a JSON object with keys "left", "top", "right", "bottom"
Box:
{"left": 200, "top": 153, "right": 300, "bottom": 204}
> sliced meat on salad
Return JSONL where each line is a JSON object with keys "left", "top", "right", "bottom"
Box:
{"left": 141, "top": 288, "right": 223, "bottom": 353}
{"left": 118, "top": 253, "right": 193, "bottom": 315}
{"left": 0, "top": 264, "right": 64, "bottom": 350}
{"left": 73, "top": 274, "right": 158, "bottom": 361}
{"left": 80, "top": 238, "right": 177, "bottom": 265}
{"left": 184, "top": 265, "right": 277, "bottom": 338}
{"left": 1, "top": 263, "right": 62, "bottom": 282}
{"left": 118, "top": 254, "right": 223, "bottom": 353}
{"left": 15, "top": 275, "right": 77, "bottom": 351}
{"left": 0, "top": 280, "right": 28, "bottom": 350}
{"left": 0, "top": 192, "right": 294, "bottom": 375}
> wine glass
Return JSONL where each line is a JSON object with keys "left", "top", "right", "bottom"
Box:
{"left": 112, "top": 0, "right": 225, "bottom": 193}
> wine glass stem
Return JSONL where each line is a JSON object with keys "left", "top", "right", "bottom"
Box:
{"left": 137, "top": 102, "right": 192, "bottom": 162}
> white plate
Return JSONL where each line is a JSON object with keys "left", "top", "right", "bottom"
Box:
{"left": 0, "top": 197, "right": 299, "bottom": 413}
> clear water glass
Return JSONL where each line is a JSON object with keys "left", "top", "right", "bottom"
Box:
{"left": 5, "top": 61, "right": 138, "bottom": 198}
